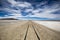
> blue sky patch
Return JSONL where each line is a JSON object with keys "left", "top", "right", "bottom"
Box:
{"left": 0, "top": 0, "right": 60, "bottom": 20}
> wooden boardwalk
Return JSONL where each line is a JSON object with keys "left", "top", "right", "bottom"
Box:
{"left": 0, "top": 21, "right": 60, "bottom": 40}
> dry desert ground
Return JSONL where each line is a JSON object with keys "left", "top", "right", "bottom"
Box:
{"left": 0, "top": 20, "right": 60, "bottom": 40}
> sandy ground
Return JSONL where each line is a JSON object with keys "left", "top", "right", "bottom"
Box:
{"left": 0, "top": 20, "right": 28, "bottom": 40}
{"left": 0, "top": 20, "right": 60, "bottom": 40}
{"left": 32, "top": 21, "right": 60, "bottom": 40}
{"left": 33, "top": 21, "right": 60, "bottom": 32}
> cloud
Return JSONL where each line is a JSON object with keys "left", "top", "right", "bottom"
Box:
{"left": 28, "top": 2, "right": 60, "bottom": 19}
{"left": 0, "top": 0, "right": 60, "bottom": 20}
{"left": 7, "top": 0, "right": 32, "bottom": 8}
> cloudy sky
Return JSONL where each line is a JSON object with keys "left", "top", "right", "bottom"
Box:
{"left": 0, "top": 0, "right": 60, "bottom": 20}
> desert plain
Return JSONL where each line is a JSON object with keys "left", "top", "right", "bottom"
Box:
{"left": 0, "top": 20, "right": 60, "bottom": 40}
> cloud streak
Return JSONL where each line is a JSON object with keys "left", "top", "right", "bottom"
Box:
{"left": 0, "top": 0, "right": 60, "bottom": 20}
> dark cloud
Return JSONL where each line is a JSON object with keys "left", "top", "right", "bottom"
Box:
{"left": 52, "top": 10, "right": 60, "bottom": 14}
{"left": 14, "top": 0, "right": 60, "bottom": 9}
{"left": 0, "top": 0, "right": 60, "bottom": 8}
{"left": 15, "top": 0, "right": 60, "bottom": 3}
{"left": 0, "top": 0, "right": 11, "bottom": 8}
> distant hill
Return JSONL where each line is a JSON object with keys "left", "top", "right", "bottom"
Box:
{"left": 0, "top": 18, "right": 18, "bottom": 20}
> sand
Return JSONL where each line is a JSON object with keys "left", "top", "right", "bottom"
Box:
{"left": 0, "top": 20, "right": 60, "bottom": 40}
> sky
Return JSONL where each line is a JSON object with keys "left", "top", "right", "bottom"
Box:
{"left": 0, "top": 0, "right": 60, "bottom": 20}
